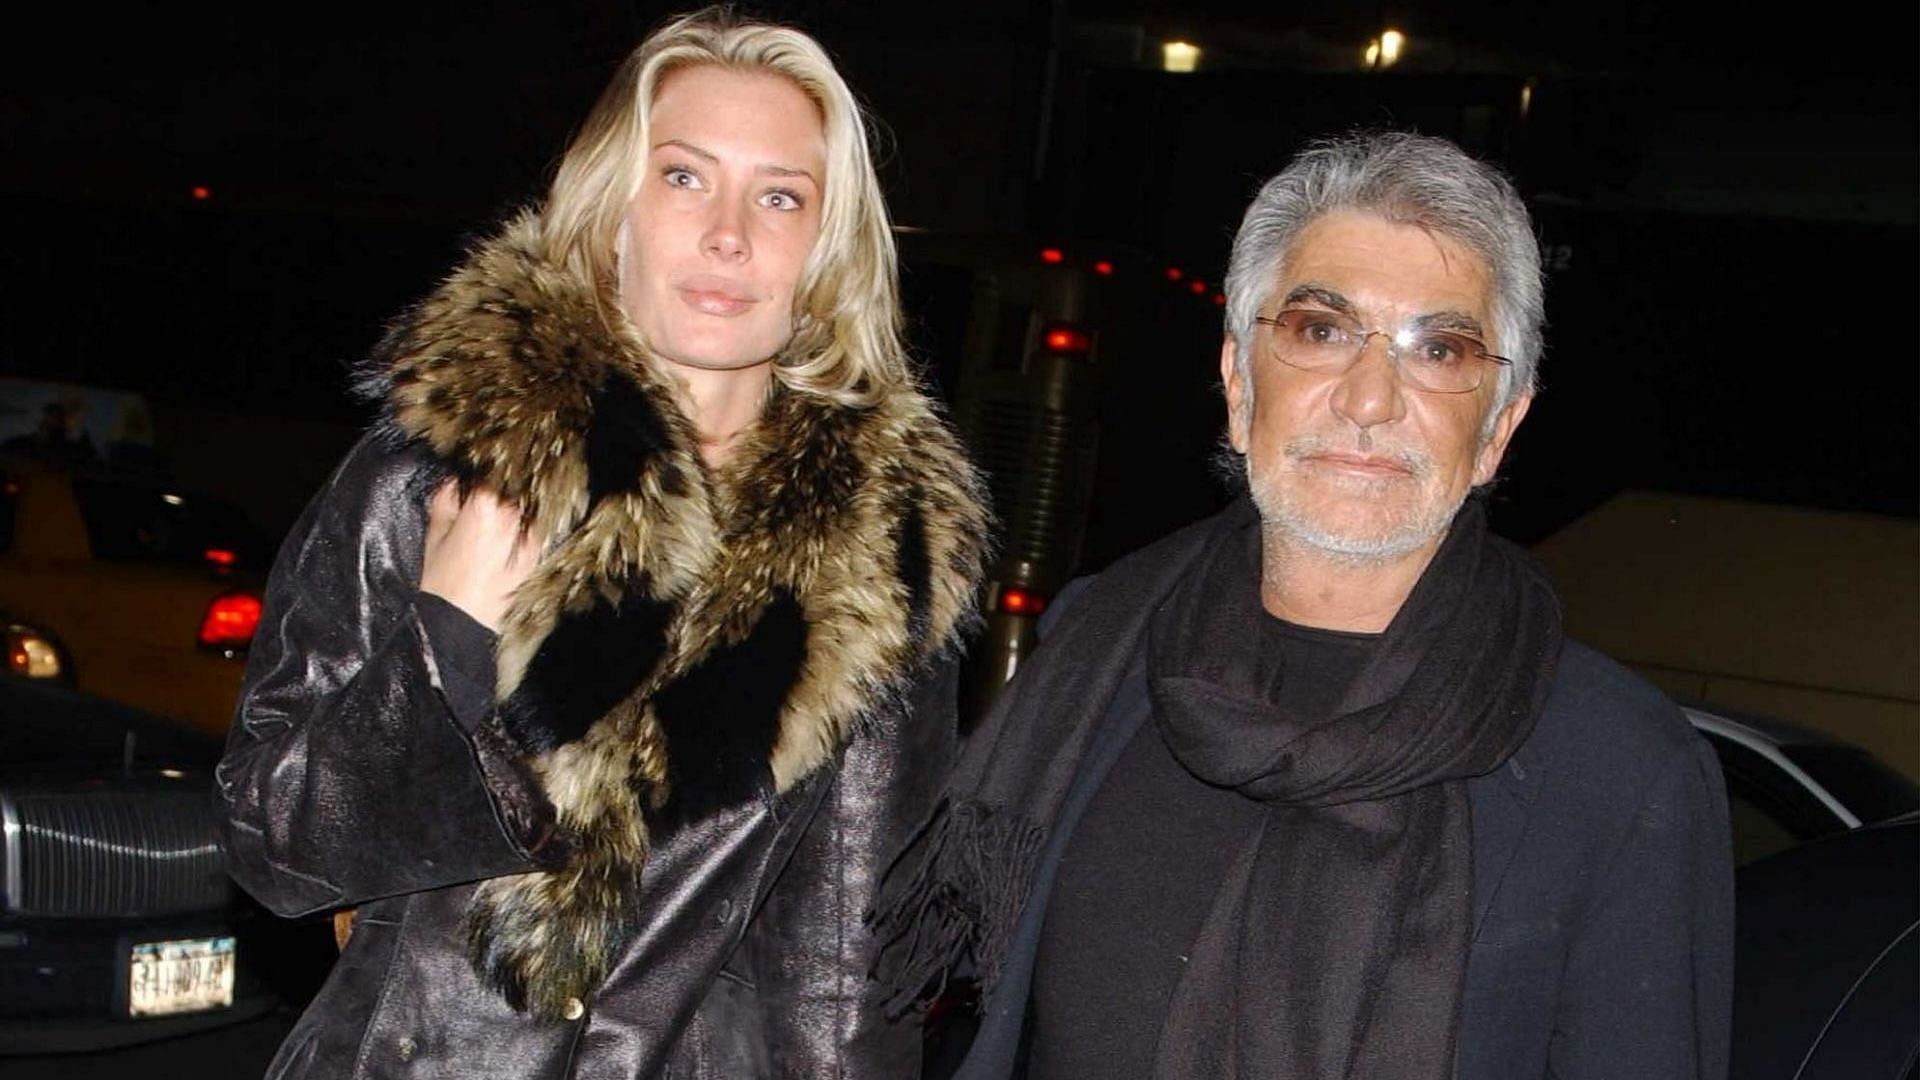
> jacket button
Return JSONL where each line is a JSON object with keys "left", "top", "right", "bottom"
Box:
{"left": 714, "top": 899, "right": 735, "bottom": 926}
{"left": 563, "top": 997, "right": 585, "bottom": 1021}
{"left": 397, "top": 1036, "right": 417, "bottom": 1060}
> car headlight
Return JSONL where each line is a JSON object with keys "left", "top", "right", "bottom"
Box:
{"left": 5, "top": 625, "right": 67, "bottom": 680}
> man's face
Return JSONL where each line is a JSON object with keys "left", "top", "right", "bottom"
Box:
{"left": 619, "top": 65, "right": 826, "bottom": 375}
{"left": 1221, "top": 210, "right": 1530, "bottom": 563}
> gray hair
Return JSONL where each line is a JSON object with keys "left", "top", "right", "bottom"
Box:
{"left": 1221, "top": 131, "right": 1544, "bottom": 420}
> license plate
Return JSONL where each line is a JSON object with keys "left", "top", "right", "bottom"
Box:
{"left": 127, "top": 936, "right": 236, "bottom": 1018}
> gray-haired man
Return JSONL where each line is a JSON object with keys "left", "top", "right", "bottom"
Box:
{"left": 877, "top": 131, "right": 1733, "bottom": 1080}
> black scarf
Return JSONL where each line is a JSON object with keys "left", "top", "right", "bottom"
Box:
{"left": 873, "top": 496, "right": 1564, "bottom": 1077}
{"left": 1145, "top": 500, "right": 1561, "bottom": 1076}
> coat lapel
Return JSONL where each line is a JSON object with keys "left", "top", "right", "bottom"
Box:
{"left": 1468, "top": 740, "right": 1546, "bottom": 937}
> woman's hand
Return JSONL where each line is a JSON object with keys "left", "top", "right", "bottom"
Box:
{"left": 419, "top": 480, "right": 542, "bottom": 632}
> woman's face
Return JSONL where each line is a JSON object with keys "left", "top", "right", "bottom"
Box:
{"left": 619, "top": 65, "right": 827, "bottom": 374}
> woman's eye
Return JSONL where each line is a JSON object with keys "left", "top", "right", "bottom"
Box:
{"left": 760, "top": 189, "right": 803, "bottom": 211}
{"left": 663, "top": 166, "right": 701, "bottom": 189}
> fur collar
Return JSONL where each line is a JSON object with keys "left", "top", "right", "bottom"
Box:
{"left": 361, "top": 212, "right": 990, "bottom": 1016}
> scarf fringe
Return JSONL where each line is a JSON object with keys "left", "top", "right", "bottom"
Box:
{"left": 867, "top": 796, "right": 1047, "bottom": 1018}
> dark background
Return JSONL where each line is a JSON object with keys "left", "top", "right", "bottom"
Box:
{"left": 3, "top": 0, "right": 1914, "bottom": 551}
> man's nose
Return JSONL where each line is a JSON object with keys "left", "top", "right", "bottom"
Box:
{"left": 1329, "top": 333, "right": 1407, "bottom": 432}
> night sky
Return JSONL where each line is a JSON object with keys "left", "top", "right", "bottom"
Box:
{"left": 4, "top": 0, "right": 1914, "bottom": 542}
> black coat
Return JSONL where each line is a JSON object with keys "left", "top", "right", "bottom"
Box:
{"left": 955, "top": 584, "right": 1735, "bottom": 1079}
{"left": 215, "top": 214, "right": 991, "bottom": 1079}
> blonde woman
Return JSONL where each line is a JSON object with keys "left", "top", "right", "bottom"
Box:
{"left": 216, "top": 9, "right": 988, "bottom": 1077}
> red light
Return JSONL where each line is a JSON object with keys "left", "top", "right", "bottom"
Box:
{"left": 1039, "top": 248, "right": 1065, "bottom": 264}
{"left": 1042, "top": 325, "right": 1092, "bottom": 355}
{"left": 203, "top": 547, "right": 237, "bottom": 567}
{"left": 1213, "top": 293, "right": 1226, "bottom": 306}
{"left": 199, "top": 591, "right": 262, "bottom": 648}
{"left": 191, "top": 186, "right": 212, "bottom": 201}
{"left": 1189, "top": 280, "right": 1207, "bottom": 295}
{"left": 1093, "top": 260, "right": 1114, "bottom": 276}
{"left": 1165, "top": 267, "right": 1184, "bottom": 281}
{"left": 998, "top": 587, "right": 1048, "bottom": 616}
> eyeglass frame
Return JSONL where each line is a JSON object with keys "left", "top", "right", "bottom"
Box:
{"left": 1251, "top": 309, "right": 1515, "bottom": 395}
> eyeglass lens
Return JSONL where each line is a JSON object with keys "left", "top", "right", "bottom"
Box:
{"left": 1266, "top": 310, "right": 1491, "bottom": 393}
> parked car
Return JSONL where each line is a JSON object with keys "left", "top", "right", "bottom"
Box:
{"left": 0, "top": 675, "right": 332, "bottom": 1054}
{"left": 1730, "top": 812, "right": 1918, "bottom": 1079}
{"left": 0, "top": 452, "right": 270, "bottom": 734}
{"left": 1686, "top": 703, "right": 1920, "bottom": 866}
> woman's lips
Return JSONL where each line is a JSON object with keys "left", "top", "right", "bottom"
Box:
{"left": 675, "top": 276, "right": 760, "bottom": 316}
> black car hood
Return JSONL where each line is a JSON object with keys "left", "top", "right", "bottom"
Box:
{"left": 0, "top": 675, "right": 223, "bottom": 778}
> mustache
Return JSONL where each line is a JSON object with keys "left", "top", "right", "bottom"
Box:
{"left": 1281, "top": 434, "right": 1434, "bottom": 480}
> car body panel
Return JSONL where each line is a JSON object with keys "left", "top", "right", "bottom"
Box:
{"left": 0, "top": 456, "right": 258, "bottom": 734}
{"left": 1731, "top": 815, "right": 1920, "bottom": 1080}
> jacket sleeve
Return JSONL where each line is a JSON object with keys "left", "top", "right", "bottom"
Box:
{"left": 1548, "top": 734, "right": 1735, "bottom": 1079}
{"left": 214, "top": 434, "right": 565, "bottom": 918}
{"left": 752, "top": 658, "right": 960, "bottom": 1078}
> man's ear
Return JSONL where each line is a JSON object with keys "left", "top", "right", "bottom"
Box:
{"left": 1220, "top": 336, "right": 1249, "bottom": 453}
{"left": 1473, "top": 392, "right": 1533, "bottom": 486}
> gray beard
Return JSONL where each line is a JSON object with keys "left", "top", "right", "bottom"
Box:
{"left": 1245, "top": 436, "right": 1464, "bottom": 566}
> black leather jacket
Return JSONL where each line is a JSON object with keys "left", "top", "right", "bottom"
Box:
{"left": 216, "top": 436, "right": 956, "bottom": 1079}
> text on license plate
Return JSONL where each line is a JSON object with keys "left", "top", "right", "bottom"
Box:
{"left": 128, "top": 936, "right": 236, "bottom": 1018}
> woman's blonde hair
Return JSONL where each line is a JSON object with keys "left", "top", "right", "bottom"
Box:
{"left": 540, "top": 7, "right": 905, "bottom": 405}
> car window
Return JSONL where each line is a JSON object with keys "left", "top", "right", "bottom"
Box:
{"left": 1702, "top": 731, "right": 1847, "bottom": 865}
{"left": 67, "top": 475, "right": 270, "bottom": 570}
{"left": 1721, "top": 784, "right": 1804, "bottom": 867}
{"left": 1782, "top": 744, "right": 1920, "bottom": 826}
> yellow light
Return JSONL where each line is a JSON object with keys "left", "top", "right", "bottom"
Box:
{"left": 1364, "top": 39, "right": 1381, "bottom": 67}
{"left": 7, "top": 633, "right": 62, "bottom": 679}
{"left": 1520, "top": 79, "right": 1536, "bottom": 118}
{"left": 1380, "top": 29, "right": 1406, "bottom": 65}
{"left": 1162, "top": 40, "right": 1200, "bottom": 73}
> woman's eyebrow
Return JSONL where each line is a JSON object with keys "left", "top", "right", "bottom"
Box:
{"left": 652, "top": 137, "right": 718, "bottom": 162}
{"left": 652, "top": 138, "right": 817, "bottom": 186}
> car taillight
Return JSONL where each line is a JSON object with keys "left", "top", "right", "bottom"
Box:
{"left": 204, "top": 547, "right": 238, "bottom": 567}
{"left": 199, "top": 591, "right": 262, "bottom": 650}
{"left": 996, "top": 586, "right": 1048, "bottom": 617}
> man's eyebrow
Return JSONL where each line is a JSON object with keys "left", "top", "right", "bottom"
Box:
{"left": 652, "top": 138, "right": 818, "bottom": 185}
{"left": 1282, "top": 285, "right": 1488, "bottom": 337}
{"left": 1279, "top": 285, "right": 1357, "bottom": 316}
{"left": 1410, "top": 310, "right": 1488, "bottom": 337}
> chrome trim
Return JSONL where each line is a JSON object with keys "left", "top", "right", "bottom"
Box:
{"left": 1685, "top": 707, "right": 1861, "bottom": 829}
{"left": 1, "top": 793, "right": 20, "bottom": 913}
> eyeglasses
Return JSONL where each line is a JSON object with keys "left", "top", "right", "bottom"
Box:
{"left": 1253, "top": 309, "right": 1512, "bottom": 394}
